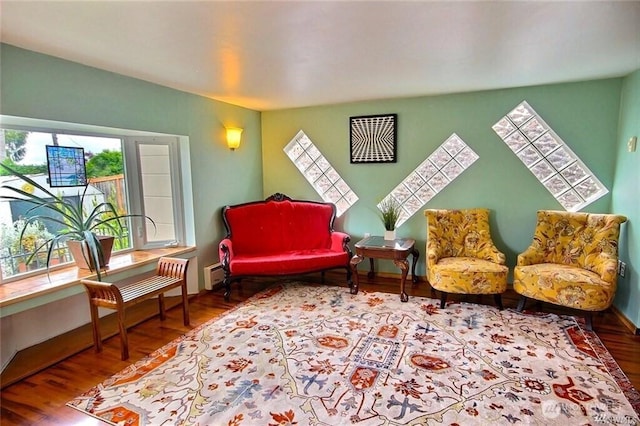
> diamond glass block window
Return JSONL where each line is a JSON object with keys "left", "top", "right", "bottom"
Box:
{"left": 284, "top": 130, "right": 359, "bottom": 216}
{"left": 493, "top": 101, "right": 608, "bottom": 211}
{"left": 378, "top": 134, "right": 478, "bottom": 228}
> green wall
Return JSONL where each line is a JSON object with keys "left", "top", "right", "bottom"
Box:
{"left": 0, "top": 43, "right": 264, "bottom": 276}
{"left": 262, "top": 79, "right": 625, "bottom": 298}
{"left": 612, "top": 69, "right": 640, "bottom": 329}
{"left": 2, "top": 43, "right": 636, "bottom": 329}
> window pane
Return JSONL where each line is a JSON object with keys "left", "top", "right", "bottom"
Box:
{"left": 0, "top": 129, "right": 127, "bottom": 280}
{"left": 138, "top": 144, "right": 176, "bottom": 243}
{"left": 493, "top": 101, "right": 608, "bottom": 211}
{"left": 380, "top": 134, "right": 479, "bottom": 228}
{"left": 283, "top": 130, "right": 358, "bottom": 217}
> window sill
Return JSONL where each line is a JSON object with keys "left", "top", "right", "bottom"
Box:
{"left": 0, "top": 246, "right": 196, "bottom": 316}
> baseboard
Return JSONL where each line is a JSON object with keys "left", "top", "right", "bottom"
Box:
{"left": 0, "top": 296, "right": 186, "bottom": 389}
{"left": 0, "top": 348, "right": 17, "bottom": 374}
{"left": 611, "top": 305, "right": 640, "bottom": 335}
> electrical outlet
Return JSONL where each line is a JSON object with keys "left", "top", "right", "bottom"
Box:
{"left": 618, "top": 260, "right": 626, "bottom": 277}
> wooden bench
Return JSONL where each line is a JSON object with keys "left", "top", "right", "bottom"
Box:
{"left": 81, "top": 257, "right": 190, "bottom": 360}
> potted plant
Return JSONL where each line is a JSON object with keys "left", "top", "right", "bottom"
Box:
{"left": 0, "top": 163, "right": 154, "bottom": 280}
{"left": 378, "top": 197, "right": 402, "bottom": 240}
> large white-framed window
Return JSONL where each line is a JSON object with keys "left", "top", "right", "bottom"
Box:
{"left": 0, "top": 116, "right": 188, "bottom": 283}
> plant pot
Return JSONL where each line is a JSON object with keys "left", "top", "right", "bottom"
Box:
{"left": 67, "top": 235, "right": 115, "bottom": 270}
{"left": 384, "top": 230, "right": 396, "bottom": 241}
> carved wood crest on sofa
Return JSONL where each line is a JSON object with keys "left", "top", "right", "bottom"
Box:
{"left": 218, "top": 193, "right": 352, "bottom": 300}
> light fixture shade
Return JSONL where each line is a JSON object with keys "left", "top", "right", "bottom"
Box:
{"left": 226, "top": 127, "right": 243, "bottom": 150}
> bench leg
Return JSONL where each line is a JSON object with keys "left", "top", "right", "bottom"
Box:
{"left": 181, "top": 282, "right": 190, "bottom": 326}
{"left": 158, "top": 293, "right": 166, "bottom": 321}
{"left": 117, "top": 305, "right": 129, "bottom": 361}
{"left": 89, "top": 302, "right": 102, "bottom": 353}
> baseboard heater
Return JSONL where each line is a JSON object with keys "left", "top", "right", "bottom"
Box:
{"left": 203, "top": 263, "right": 224, "bottom": 290}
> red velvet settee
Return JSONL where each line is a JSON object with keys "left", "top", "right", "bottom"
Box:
{"left": 218, "top": 193, "right": 352, "bottom": 300}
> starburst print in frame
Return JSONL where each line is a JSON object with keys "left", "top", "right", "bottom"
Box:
{"left": 350, "top": 113, "right": 397, "bottom": 163}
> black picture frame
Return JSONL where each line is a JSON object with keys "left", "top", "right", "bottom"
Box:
{"left": 350, "top": 113, "right": 397, "bottom": 163}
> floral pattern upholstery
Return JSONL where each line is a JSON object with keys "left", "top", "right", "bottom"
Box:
{"left": 514, "top": 210, "right": 627, "bottom": 312}
{"left": 425, "top": 209, "right": 508, "bottom": 298}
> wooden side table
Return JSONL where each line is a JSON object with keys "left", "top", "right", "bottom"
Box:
{"left": 350, "top": 236, "right": 419, "bottom": 302}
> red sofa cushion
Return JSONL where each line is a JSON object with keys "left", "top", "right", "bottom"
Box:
{"left": 230, "top": 250, "right": 349, "bottom": 275}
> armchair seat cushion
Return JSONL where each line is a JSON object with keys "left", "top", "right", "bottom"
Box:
{"left": 514, "top": 263, "right": 614, "bottom": 311}
{"left": 430, "top": 257, "right": 508, "bottom": 295}
{"left": 230, "top": 250, "right": 349, "bottom": 276}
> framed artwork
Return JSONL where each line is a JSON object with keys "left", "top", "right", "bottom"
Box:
{"left": 350, "top": 113, "right": 397, "bottom": 163}
{"left": 45, "top": 145, "right": 87, "bottom": 187}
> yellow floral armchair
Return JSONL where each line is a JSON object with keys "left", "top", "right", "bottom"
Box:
{"left": 514, "top": 210, "right": 627, "bottom": 330}
{"left": 425, "top": 209, "right": 508, "bottom": 309}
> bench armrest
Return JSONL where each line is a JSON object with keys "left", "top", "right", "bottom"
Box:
{"left": 81, "top": 279, "right": 123, "bottom": 305}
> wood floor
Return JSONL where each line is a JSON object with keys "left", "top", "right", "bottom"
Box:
{"left": 1, "top": 275, "right": 639, "bottom": 425}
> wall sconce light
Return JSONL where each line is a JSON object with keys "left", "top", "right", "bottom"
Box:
{"left": 226, "top": 127, "right": 243, "bottom": 151}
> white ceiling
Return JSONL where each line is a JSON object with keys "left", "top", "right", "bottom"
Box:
{"left": 1, "top": 1, "right": 639, "bottom": 111}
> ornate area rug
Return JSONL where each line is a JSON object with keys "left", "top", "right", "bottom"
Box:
{"left": 68, "top": 282, "right": 640, "bottom": 425}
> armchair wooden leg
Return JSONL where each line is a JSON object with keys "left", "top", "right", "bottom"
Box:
{"left": 494, "top": 294, "right": 503, "bottom": 311}
{"left": 425, "top": 280, "right": 436, "bottom": 298}
{"left": 516, "top": 296, "right": 527, "bottom": 312}
{"left": 584, "top": 313, "right": 594, "bottom": 331}
{"left": 439, "top": 292, "right": 448, "bottom": 309}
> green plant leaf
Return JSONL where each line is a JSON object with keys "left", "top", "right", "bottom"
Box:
{"left": 0, "top": 162, "right": 154, "bottom": 281}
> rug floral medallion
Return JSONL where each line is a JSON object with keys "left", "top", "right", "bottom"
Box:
{"left": 68, "top": 282, "right": 640, "bottom": 425}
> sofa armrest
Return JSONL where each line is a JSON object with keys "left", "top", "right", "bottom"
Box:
{"left": 517, "top": 244, "right": 546, "bottom": 266}
{"left": 468, "top": 230, "right": 506, "bottom": 264}
{"left": 587, "top": 253, "right": 618, "bottom": 285}
{"left": 426, "top": 247, "right": 440, "bottom": 267}
{"left": 476, "top": 243, "right": 506, "bottom": 264}
{"left": 426, "top": 245, "right": 441, "bottom": 284}
{"left": 219, "top": 238, "right": 234, "bottom": 269}
{"left": 331, "top": 231, "right": 351, "bottom": 254}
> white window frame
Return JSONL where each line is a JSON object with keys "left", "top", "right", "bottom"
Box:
{"left": 124, "top": 136, "right": 185, "bottom": 249}
{"left": 0, "top": 115, "right": 188, "bottom": 282}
